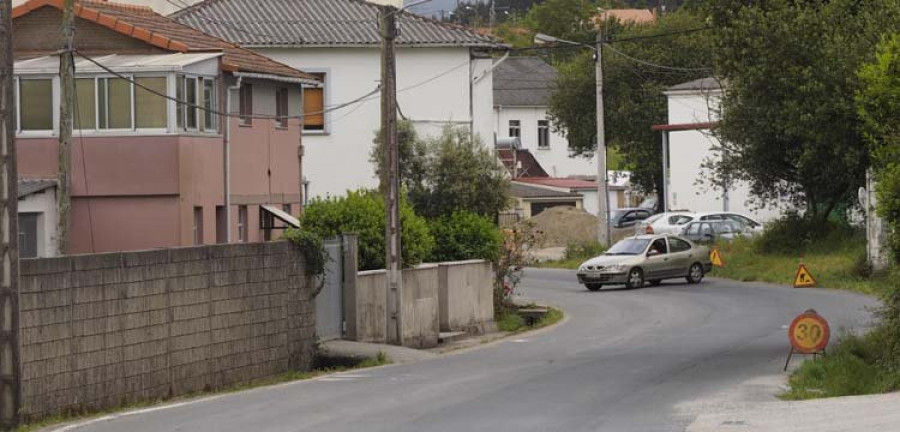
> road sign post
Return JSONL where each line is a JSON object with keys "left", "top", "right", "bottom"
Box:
{"left": 784, "top": 309, "right": 830, "bottom": 371}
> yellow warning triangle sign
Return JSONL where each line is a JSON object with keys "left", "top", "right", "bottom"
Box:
{"left": 793, "top": 264, "right": 817, "bottom": 288}
{"left": 710, "top": 248, "right": 725, "bottom": 267}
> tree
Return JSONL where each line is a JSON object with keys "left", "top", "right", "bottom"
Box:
{"left": 371, "top": 125, "right": 510, "bottom": 219}
{"left": 705, "top": 0, "right": 900, "bottom": 222}
{"left": 523, "top": 0, "right": 598, "bottom": 45}
{"left": 547, "top": 9, "right": 713, "bottom": 195}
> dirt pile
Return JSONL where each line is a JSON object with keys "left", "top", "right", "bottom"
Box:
{"left": 523, "top": 206, "right": 599, "bottom": 248}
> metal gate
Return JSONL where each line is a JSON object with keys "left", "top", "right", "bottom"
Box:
{"left": 315, "top": 238, "right": 344, "bottom": 341}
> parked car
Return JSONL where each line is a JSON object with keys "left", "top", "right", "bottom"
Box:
{"left": 692, "top": 212, "right": 764, "bottom": 234}
{"left": 576, "top": 234, "right": 712, "bottom": 291}
{"left": 636, "top": 211, "right": 695, "bottom": 235}
{"left": 679, "top": 220, "right": 748, "bottom": 243}
{"left": 608, "top": 208, "right": 653, "bottom": 242}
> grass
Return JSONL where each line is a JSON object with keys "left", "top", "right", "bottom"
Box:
{"left": 496, "top": 305, "right": 564, "bottom": 333}
{"left": 14, "top": 352, "right": 391, "bottom": 432}
{"left": 710, "top": 236, "right": 889, "bottom": 296}
{"left": 537, "top": 240, "right": 605, "bottom": 270}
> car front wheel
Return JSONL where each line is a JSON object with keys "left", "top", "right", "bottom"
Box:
{"left": 686, "top": 263, "right": 704, "bottom": 284}
{"left": 626, "top": 268, "right": 644, "bottom": 289}
{"left": 586, "top": 283, "right": 602, "bottom": 291}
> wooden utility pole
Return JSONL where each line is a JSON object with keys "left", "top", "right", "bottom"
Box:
{"left": 595, "top": 33, "right": 610, "bottom": 247}
{"left": 379, "top": 5, "right": 403, "bottom": 346}
{"left": 57, "top": 0, "right": 75, "bottom": 255}
{"left": 0, "top": 0, "right": 21, "bottom": 427}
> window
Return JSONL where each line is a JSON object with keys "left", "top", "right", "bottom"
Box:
{"left": 508, "top": 120, "right": 520, "bottom": 138}
{"left": 276, "top": 87, "right": 289, "bottom": 128}
{"left": 303, "top": 73, "right": 325, "bottom": 131}
{"left": 538, "top": 120, "right": 549, "bottom": 148}
{"left": 239, "top": 83, "right": 252, "bottom": 126}
{"left": 649, "top": 238, "right": 668, "bottom": 255}
{"left": 700, "top": 223, "right": 714, "bottom": 238}
{"left": 282, "top": 203, "right": 291, "bottom": 215}
{"left": 135, "top": 77, "right": 167, "bottom": 129}
{"left": 635, "top": 210, "right": 651, "bottom": 220}
{"left": 19, "top": 79, "right": 53, "bottom": 131}
{"left": 685, "top": 223, "right": 700, "bottom": 236}
{"left": 238, "top": 205, "right": 248, "bottom": 242}
{"left": 18, "top": 213, "right": 39, "bottom": 258}
{"left": 215, "top": 205, "right": 227, "bottom": 244}
{"left": 193, "top": 207, "right": 204, "bottom": 245}
{"left": 74, "top": 78, "right": 96, "bottom": 130}
{"left": 202, "top": 78, "right": 217, "bottom": 132}
{"left": 98, "top": 77, "right": 133, "bottom": 129}
{"left": 185, "top": 76, "right": 198, "bottom": 130}
{"left": 669, "top": 237, "right": 692, "bottom": 253}
{"left": 176, "top": 76, "right": 185, "bottom": 130}
{"left": 669, "top": 215, "right": 693, "bottom": 225}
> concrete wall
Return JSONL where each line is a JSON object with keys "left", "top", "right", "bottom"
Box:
{"left": 494, "top": 106, "right": 596, "bottom": 178}
{"left": 350, "top": 265, "right": 441, "bottom": 349}
{"left": 17, "top": 241, "right": 315, "bottom": 420}
{"left": 438, "top": 260, "right": 494, "bottom": 333}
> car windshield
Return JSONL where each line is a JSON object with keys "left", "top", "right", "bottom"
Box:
{"left": 605, "top": 239, "right": 651, "bottom": 255}
{"left": 611, "top": 210, "right": 629, "bottom": 220}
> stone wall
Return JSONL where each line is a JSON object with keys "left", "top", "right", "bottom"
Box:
{"left": 352, "top": 266, "right": 440, "bottom": 349}
{"left": 18, "top": 241, "right": 315, "bottom": 420}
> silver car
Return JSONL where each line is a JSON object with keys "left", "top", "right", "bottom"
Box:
{"left": 576, "top": 235, "right": 712, "bottom": 291}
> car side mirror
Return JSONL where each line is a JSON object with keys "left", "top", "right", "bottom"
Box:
{"left": 647, "top": 249, "right": 660, "bottom": 257}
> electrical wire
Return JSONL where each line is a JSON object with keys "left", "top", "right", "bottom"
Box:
{"left": 603, "top": 43, "right": 712, "bottom": 72}
{"left": 74, "top": 49, "right": 381, "bottom": 120}
{"left": 71, "top": 66, "right": 97, "bottom": 253}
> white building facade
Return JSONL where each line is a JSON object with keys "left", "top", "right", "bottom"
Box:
{"left": 493, "top": 57, "right": 596, "bottom": 178}
{"left": 664, "top": 78, "right": 785, "bottom": 222}
{"left": 173, "top": 0, "right": 500, "bottom": 199}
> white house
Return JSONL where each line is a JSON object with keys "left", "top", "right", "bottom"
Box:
{"left": 662, "top": 77, "right": 784, "bottom": 222}
{"left": 493, "top": 57, "right": 596, "bottom": 178}
{"left": 18, "top": 180, "right": 58, "bottom": 258}
{"left": 172, "top": 0, "right": 502, "bottom": 199}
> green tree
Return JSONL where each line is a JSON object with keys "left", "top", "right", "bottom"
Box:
{"left": 523, "top": 0, "right": 598, "bottom": 44}
{"left": 547, "top": 9, "right": 713, "bottom": 196}
{"left": 705, "top": 0, "right": 900, "bottom": 222}
{"left": 300, "top": 190, "right": 434, "bottom": 271}
{"left": 428, "top": 211, "right": 503, "bottom": 262}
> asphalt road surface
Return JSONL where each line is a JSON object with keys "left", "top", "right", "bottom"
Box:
{"left": 57, "top": 269, "right": 878, "bottom": 432}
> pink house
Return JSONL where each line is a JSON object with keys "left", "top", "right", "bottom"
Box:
{"left": 11, "top": 0, "right": 318, "bottom": 256}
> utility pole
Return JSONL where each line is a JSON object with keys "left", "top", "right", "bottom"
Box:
{"left": 57, "top": 0, "right": 75, "bottom": 255}
{"left": 0, "top": 0, "right": 21, "bottom": 427}
{"left": 489, "top": 0, "right": 495, "bottom": 35}
{"left": 379, "top": 5, "right": 403, "bottom": 346}
{"left": 595, "top": 33, "right": 610, "bottom": 246}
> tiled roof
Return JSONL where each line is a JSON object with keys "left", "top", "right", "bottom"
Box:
{"left": 494, "top": 57, "right": 557, "bottom": 107}
{"left": 510, "top": 182, "right": 581, "bottom": 199}
{"left": 18, "top": 179, "right": 56, "bottom": 198}
{"left": 12, "top": 0, "right": 315, "bottom": 80}
{"left": 171, "top": 0, "right": 502, "bottom": 48}
{"left": 595, "top": 9, "right": 656, "bottom": 24}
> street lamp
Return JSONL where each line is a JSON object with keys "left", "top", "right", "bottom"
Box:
{"left": 534, "top": 33, "right": 610, "bottom": 247}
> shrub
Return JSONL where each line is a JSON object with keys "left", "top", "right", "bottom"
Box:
{"left": 300, "top": 190, "right": 434, "bottom": 271}
{"left": 564, "top": 240, "right": 605, "bottom": 260}
{"left": 427, "top": 211, "right": 502, "bottom": 263}
{"left": 757, "top": 212, "right": 862, "bottom": 255}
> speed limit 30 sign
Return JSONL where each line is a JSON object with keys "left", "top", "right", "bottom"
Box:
{"left": 784, "top": 309, "right": 830, "bottom": 371}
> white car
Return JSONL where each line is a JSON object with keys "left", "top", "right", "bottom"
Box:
{"left": 636, "top": 212, "right": 695, "bottom": 235}
{"left": 692, "top": 212, "right": 764, "bottom": 234}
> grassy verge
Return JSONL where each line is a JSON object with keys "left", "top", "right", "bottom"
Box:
{"left": 15, "top": 352, "right": 391, "bottom": 432}
{"left": 496, "top": 305, "right": 564, "bottom": 333}
{"left": 536, "top": 241, "right": 605, "bottom": 270}
{"left": 710, "top": 236, "right": 888, "bottom": 296}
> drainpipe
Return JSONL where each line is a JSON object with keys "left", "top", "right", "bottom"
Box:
{"left": 224, "top": 76, "right": 242, "bottom": 243}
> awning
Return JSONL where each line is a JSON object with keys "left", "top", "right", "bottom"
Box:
{"left": 261, "top": 204, "right": 300, "bottom": 228}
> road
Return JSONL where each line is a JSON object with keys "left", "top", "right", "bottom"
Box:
{"left": 57, "top": 269, "right": 878, "bottom": 432}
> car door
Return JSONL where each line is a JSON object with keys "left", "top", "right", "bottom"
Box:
{"left": 666, "top": 237, "right": 695, "bottom": 277}
{"left": 643, "top": 238, "right": 670, "bottom": 279}
{"left": 618, "top": 211, "right": 637, "bottom": 228}
{"left": 682, "top": 222, "right": 701, "bottom": 242}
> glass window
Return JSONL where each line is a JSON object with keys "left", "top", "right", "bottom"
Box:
{"left": 202, "top": 78, "right": 217, "bottom": 132}
{"left": 508, "top": 120, "right": 520, "bottom": 138}
{"left": 700, "top": 223, "right": 714, "bottom": 237}
{"left": 669, "top": 237, "right": 692, "bottom": 253}
{"left": 107, "top": 78, "right": 132, "bottom": 129}
{"left": 216, "top": 205, "right": 227, "bottom": 244}
{"left": 74, "top": 78, "right": 96, "bottom": 130}
{"left": 276, "top": 87, "right": 289, "bottom": 128}
{"left": 303, "top": 73, "right": 324, "bottom": 131}
{"left": 635, "top": 211, "right": 651, "bottom": 220}
{"left": 686, "top": 223, "right": 700, "bottom": 236}
{"left": 538, "top": 120, "right": 549, "bottom": 148}
{"left": 18, "top": 213, "right": 39, "bottom": 258}
{"left": 193, "top": 206, "right": 204, "bottom": 245}
{"left": 135, "top": 77, "right": 167, "bottom": 129}
{"left": 185, "top": 77, "right": 198, "bottom": 130}
{"left": 670, "top": 215, "right": 693, "bottom": 225}
{"left": 176, "top": 75, "right": 185, "bottom": 130}
{"left": 649, "top": 238, "right": 668, "bottom": 254}
{"left": 19, "top": 79, "right": 53, "bottom": 131}
{"left": 240, "top": 83, "right": 252, "bottom": 126}
{"left": 238, "top": 205, "right": 248, "bottom": 242}
{"left": 606, "top": 238, "right": 651, "bottom": 255}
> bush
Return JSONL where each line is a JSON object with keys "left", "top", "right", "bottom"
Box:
{"left": 427, "top": 211, "right": 502, "bottom": 263}
{"left": 564, "top": 240, "right": 605, "bottom": 260}
{"left": 300, "top": 190, "right": 434, "bottom": 271}
{"left": 757, "top": 212, "right": 862, "bottom": 255}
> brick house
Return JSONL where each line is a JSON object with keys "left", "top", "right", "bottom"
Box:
{"left": 11, "top": 0, "right": 318, "bottom": 256}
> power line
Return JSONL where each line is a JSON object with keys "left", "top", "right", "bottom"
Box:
{"left": 603, "top": 43, "right": 712, "bottom": 72}
{"left": 607, "top": 26, "right": 711, "bottom": 44}
{"left": 74, "top": 49, "right": 380, "bottom": 120}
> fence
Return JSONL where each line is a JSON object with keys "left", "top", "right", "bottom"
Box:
{"left": 15, "top": 241, "right": 315, "bottom": 421}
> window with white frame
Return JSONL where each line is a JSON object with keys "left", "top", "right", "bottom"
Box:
{"left": 276, "top": 87, "right": 289, "bottom": 128}
{"left": 70, "top": 75, "right": 166, "bottom": 131}
{"left": 18, "top": 78, "right": 53, "bottom": 132}
{"left": 176, "top": 75, "right": 217, "bottom": 132}
{"left": 538, "top": 120, "right": 550, "bottom": 149}
{"left": 508, "top": 120, "right": 520, "bottom": 138}
{"left": 303, "top": 73, "right": 325, "bottom": 132}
